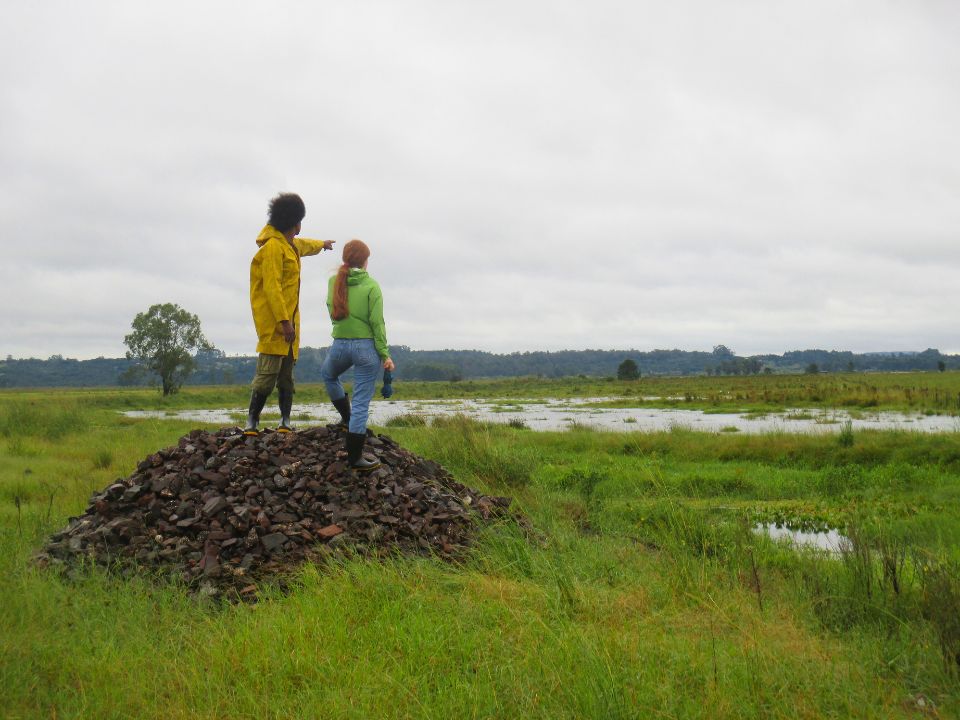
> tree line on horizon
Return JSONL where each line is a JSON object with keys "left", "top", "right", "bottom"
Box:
{"left": 1, "top": 344, "right": 955, "bottom": 389}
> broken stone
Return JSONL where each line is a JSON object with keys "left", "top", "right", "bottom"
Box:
{"left": 39, "top": 425, "right": 516, "bottom": 599}
{"left": 261, "top": 533, "right": 288, "bottom": 552}
{"left": 202, "top": 496, "right": 228, "bottom": 517}
{"left": 317, "top": 524, "right": 343, "bottom": 539}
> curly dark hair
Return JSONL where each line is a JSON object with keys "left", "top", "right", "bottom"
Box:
{"left": 267, "top": 193, "right": 306, "bottom": 233}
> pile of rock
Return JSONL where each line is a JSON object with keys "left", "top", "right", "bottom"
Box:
{"left": 40, "top": 426, "right": 512, "bottom": 597}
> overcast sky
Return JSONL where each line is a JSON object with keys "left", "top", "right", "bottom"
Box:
{"left": 2, "top": 0, "right": 958, "bottom": 360}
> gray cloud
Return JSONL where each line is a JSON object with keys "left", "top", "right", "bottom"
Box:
{"left": 1, "top": 0, "right": 958, "bottom": 359}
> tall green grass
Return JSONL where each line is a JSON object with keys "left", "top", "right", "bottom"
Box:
{"left": 408, "top": 414, "right": 538, "bottom": 489}
{"left": 0, "top": 398, "right": 88, "bottom": 439}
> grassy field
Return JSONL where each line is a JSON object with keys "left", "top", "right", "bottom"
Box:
{"left": 2, "top": 378, "right": 960, "bottom": 718}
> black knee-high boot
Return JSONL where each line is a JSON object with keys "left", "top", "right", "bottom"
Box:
{"left": 345, "top": 432, "right": 380, "bottom": 471}
{"left": 243, "top": 391, "right": 269, "bottom": 436}
{"left": 277, "top": 387, "right": 294, "bottom": 432}
{"left": 331, "top": 393, "right": 351, "bottom": 428}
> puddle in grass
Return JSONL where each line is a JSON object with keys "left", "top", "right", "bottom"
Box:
{"left": 755, "top": 523, "right": 850, "bottom": 553}
{"left": 121, "top": 397, "right": 960, "bottom": 434}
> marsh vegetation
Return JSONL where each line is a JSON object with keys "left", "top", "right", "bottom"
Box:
{"left": 2, "top": 375, "right": 960, "bottom": 717}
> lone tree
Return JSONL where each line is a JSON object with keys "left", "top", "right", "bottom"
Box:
{"left": 617, "top": 358, "right": 640, "bottom": 381}
{"left": 124, "top": 303, "right": 212, "bottom": 396}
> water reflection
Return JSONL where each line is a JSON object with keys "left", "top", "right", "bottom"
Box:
{"left": 121, "top": 397, "right": 960, "bottom": 434}
{"left": 755, "top": 523, "right": 850, "bottom": 553}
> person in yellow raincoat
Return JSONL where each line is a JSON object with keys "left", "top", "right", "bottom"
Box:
{"left": 245, "top": 192, "right": 335, "bottom": 434}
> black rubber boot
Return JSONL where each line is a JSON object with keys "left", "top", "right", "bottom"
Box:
{"left": 243, "top": 391, "right": 269, "bottom": 436}
{"left": 331, "top": 394, "right": 351, "bottom": 428}
{"left": 277, "top": 387, "right": 294, "bottom": 432}
{"left": 345, "top": 432, "right": 380, "bottom": 472}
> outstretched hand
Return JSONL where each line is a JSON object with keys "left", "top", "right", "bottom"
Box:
{"left": 323, "top": 240, "right": 336, "bottom": 251}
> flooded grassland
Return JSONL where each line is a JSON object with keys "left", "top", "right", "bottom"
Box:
{"left": 3, "top": 377, "right": 960, "bottom": 717}
{"left": 124, "top": 396, "right": 960, "bottom": 433}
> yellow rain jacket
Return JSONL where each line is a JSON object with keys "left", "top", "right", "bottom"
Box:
{"left": 250, "top": 224, "right": 327, "bottom": 359}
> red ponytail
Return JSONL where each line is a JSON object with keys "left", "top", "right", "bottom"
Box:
{"left": 332, "top": 239, "right": 370, "bottom": 320}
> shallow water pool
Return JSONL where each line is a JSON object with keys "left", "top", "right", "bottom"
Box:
{"left": 121, "top": 397, "right": 960, "bottom": 434}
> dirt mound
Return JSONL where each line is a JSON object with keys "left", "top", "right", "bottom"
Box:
{"left": 40, "top": 425, "right": 512, "bottom": 598}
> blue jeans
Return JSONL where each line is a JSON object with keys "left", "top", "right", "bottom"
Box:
{"left": 321, "top": 338, "right": 380, "bottom": 434}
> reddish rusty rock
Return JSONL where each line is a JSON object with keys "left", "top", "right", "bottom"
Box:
{"left": 317, "top": 524, "right": 343, "bottom": 539}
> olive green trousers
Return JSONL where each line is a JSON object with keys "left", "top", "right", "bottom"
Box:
{"left": 250, "top": 348, "right": 295, "bottom": 396}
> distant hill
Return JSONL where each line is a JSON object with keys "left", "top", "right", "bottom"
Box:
{"left": 0, "top": 346, "right": 955, "bottom": 388}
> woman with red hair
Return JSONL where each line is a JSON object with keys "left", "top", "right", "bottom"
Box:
{"left": 321, "top": 239, "right": 395, "bottom": 471}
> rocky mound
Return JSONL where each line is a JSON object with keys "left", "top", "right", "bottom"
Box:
{"left": 40, "top": 425, "right": 512, "bottom": 598}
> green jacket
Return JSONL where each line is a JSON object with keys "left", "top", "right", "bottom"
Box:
{"left": 326, "top": 270, "right": 390, "bottom": 360}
